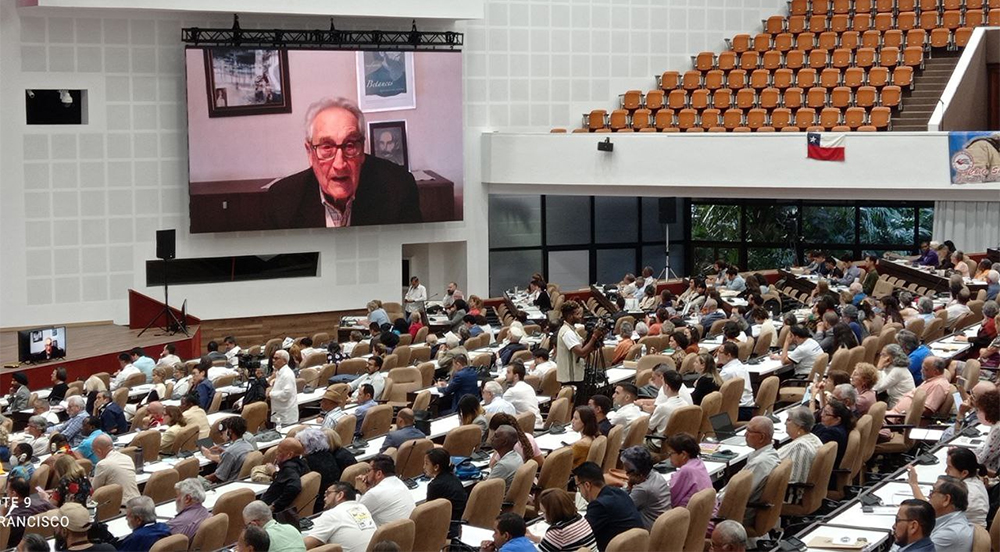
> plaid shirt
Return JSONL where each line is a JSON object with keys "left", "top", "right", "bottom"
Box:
{"left": 48, "top": 411, "right": 88, "bottom": 446}
{"left": 321, "top": 192, "right": 353, "bottom": 227}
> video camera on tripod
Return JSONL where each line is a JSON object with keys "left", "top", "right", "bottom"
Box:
{"left": 584, "top": 314, "right": 612, "bottom": 341}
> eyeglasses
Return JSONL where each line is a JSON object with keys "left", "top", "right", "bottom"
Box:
{"left": 894, "top": 518, "right": 915, "bottom": 525}
{"left": 310, "top": 139, "right": 364, "bottom": 160}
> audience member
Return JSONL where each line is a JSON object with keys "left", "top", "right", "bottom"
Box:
{"left": 243, "top": 500, "right": 307, "bottom": 552}
{"left": 261, "top": 438, "right": 309, "bottom": 514}
{"left": 303, "top": 482, "right": 376, "bottom": 552}
{"left": 92, "top": 434, "right": 140, "bottom": 503}
{"left": 620, "top": 445, "right": 670, "bottom": 530}
{"left": 488, "top": 425, "right": 524, "bottom": 492}
{"left": 355, "top": 454, "right": 416, "bottom": 526}
{"left": 530, "top": 488, "right": 597, "bottom": 551}
{"left": 424, "top": 448, "right": 467, "bottom": 540}
{"left": 503, "top": 361, "right": 540, "bottom": 420}
{"left": 711, "top": 520, "right": 749, "bottom": 552}
{"left": 573, "top": 461, "right": 644, "bottom": 551}
{"left": 116, "top": 496, "right": 171, "bottom": 551}
{"left": 167, "top": 478, "right": 212, "bottom": 540}
{"left": 203, "top": 416, "right": 258, "bottom": 484}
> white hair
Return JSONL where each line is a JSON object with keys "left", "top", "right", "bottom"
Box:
{"left": 988, "top": 270, "right": 999, "bottom": 284}
{"left": 126, "top": 496, "right": 157, "bottom": 524}
{"left": 243, "top": 500, "right": 273, "bottom": 524}
{"left": 272, "top": 349, "right": 290, "bottom": 363}
{"left": 66, "top": 395, "right": 86, "bottom": 409}
{"left": 174, "top": 478, "right": 206, "bottom": 503}
{"left": 714, "top": 520, "right": 748, "bottom": 547}
{"left": 483, "top": 381, "right": 503, "bottom": 397}
{"left": 304, "top": 97, "right": 365, "bottom": 143}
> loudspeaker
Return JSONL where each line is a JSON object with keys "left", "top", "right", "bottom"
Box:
{"left": 156, "top": 229, "right": 176, "bottom": 260}
{"left": 658, "top": 198, "right": 677, "bottom": 224}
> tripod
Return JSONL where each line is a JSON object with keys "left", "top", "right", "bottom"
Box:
{"left": 138, "top": 259, "right": 189, "bottom": 337}
{"left": 576, "top": 329, "right": 611, "bottom": 407}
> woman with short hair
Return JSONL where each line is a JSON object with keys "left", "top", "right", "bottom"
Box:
{"left": 778, "top": 407, "right": 823, "bottom": 499}
{"left": 871, "top": 343, "right": 915, "bottom": 409}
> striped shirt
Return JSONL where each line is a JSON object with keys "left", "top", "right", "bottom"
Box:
{"left": 538, "top": 515, "right": 597, "bottom": 552}
{"left": 777, "top": 433, "right": 822, "bottom": 502}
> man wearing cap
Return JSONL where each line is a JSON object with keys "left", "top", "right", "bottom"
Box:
{"left": 317, "top": 388, "right": 348, "bottom": 430}
{"left": 6, "top": 372, "right": 31, "bottom": 414}
{"left": 56, "top": 502, "right": 117, "bottom": 551}
{"left": 379, "top": 409, "right": 426, "bottom": 453}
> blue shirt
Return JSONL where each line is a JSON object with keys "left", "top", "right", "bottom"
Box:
{"left": 909, "top": 345, "right": 931, "bottom": 385}
{"left": 100, "top": 402, "right": 128, "bottom": 434}
{"left": 116, "top": 521, "right": 171, "bottom": 551}
{"left": 133, "top": 355, "right": 156, "bottom": 383}
{"left": 987, "top": 282, "right": 999, "bottom": 301}
{"left": 195, "top": 379, "right": 215, "bottom": 411}
{"left": 726, "top": 274, "right": 746, "bottom": 292}
{"left": 354, "top": 399, "right": 378, "bottom": 436}
{"left": 917, "top": 249, "right": 939, "bottom": 266}
{"left": 369, "top": 308, "right": 390, "bottom": 328}
{"left": 74, "top": 429, "right": 106, "bottom": 466}
{"left": 379, "top": 425, "right": 427, "bottom": 452}
{"left": 49, "top": 411, "right": 88, "bottom": 447}
{"left": 500, "top": 536, "right": 538, "bottom": 552}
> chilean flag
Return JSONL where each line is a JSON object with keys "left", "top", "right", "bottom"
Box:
{"left": 807, "top": 132, "right": 846, "bottom": 161}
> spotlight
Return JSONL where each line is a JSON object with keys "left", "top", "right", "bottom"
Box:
{"left": 58, "top": 89, "right": 73, "bottom": 106}
{"left": 597, "top": 137, "right": 613, "bottom": 152}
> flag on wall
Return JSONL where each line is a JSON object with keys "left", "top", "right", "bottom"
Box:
{"left": 807, "top": 132, "right": 846, "bottom": 161}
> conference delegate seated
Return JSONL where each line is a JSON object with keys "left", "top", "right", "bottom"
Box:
{"left": 779, "top": 407, "right": 823, "bottom": 501}
{"left": 570, "top": 406, "right": 600, "bottom": 468}
{"left": 607, "top": 384, "right": 642, "bottom": 431}
{"left": 488, "top": 425, "right": 524, "bottom": 492}
{"left": 665, "top": 432, "right": 718, "bottom": 535}
{"left": 572, "top": 462, "right": 644, "bottom": 552}
{"left": 719, "top": 416, "right": 779, "bottom": 528}
{"left": 907, "top": 447, "right": 989, "bottom": 527}
{"left": 503, "top": 361, "right": 540, "bottom": 420}
{"left": 379, "top": 408, "right": 426, "bottom": 453}
{"left": 244, "top": 500, "right": 307, "bottom": 552}
{"left": 304, "top": 482, "right": 376, "bottom": 552}
{"left": 260, "top": 438, "right": 309, "bottom": 514}
{"left": 424, "top": 448, "right": 467, "bottom": 540}
{"left": 354, "top": 454, "right": 416, "bottom": 526}
{"left": 812, "top": 400, "right": 853, "bottom": 468}
{"left": 436, "top": 353, "right": 479, "bottom": 415}
{"left": 489, "top": 413, "right": 545, "bottom": 470}
{"left": 883, "top": 357, "right": 951, "bottom": 434}
{"left": 619, "top": 445, "right": 671, "bottom": 530}
{"left": 717, "top": 342, "right": 755, "bottom": 421}
{"left": 530, "top": 488, "right": 597, "bottom": 551}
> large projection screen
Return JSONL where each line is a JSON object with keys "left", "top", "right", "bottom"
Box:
{"left": 185, "top": 48, "right": 463, "bottom": 233}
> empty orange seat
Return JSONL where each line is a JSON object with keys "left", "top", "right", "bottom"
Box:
{"left": 690, "top": 89, "right": 711, "bottom": 110}
{"left": 780, "top": 125, "right": 802, "bottom": 132}
{"left": 774, "top": 68, "right": 795, "bottom": 89}
{"left": 661, "top": 127, "right": 681, "bottom": 133}
{"left": 683, "top": 71, "right": 702, "bottom": 90}
{"left": 964, "top": 10, "right": 983, "bottom": 27}
{"left": 883, "top": 29, "right": 904, "bottom": 48}
{"left": 695, "top": 52, "right": 715, "bottom": 71}
{"left": 831, "top": 48, "right": 852, "bottom": 69}
{"left": 774, "top": 33, "right": 795, "bottom": 52}
{"left": 771, "top": 107, "right": 793, "bottom": 129}
{"left": 784, "top": 87, "right": 805, "bottom": 109}
{"left": 814, "top": 0, "right": 831, "bottom": 15}
{"left": 760, "top": 87, "right": 781, "bottom": 109}
{"left": 897, "top": 11, "right": 917, "bottom": 31}
{"left": 632, "top": 109, "right": 652, "bottom": 130}
{"left": 861, "top": 30, "right": 882, "bottom": 49}
{"left": 609, "top": 109, "right": 629, "bottom": 130}
{"left": 677, "top": 109, "right": 698, "bottom": 130}
{"left": 795, "top": 107, "right": 818, "bottom": 127}
{"left": 805, "top": 125, "right": 826, "bottom": 132}
{"left": 919, "top": 0, "right": 939, "bottom": 11}
{"left": 685, "top": 127, "right": 705, "bottom": 132}
{"left": 903, "top": 46, "right": 923, "bottom": 68}
{"left": 830, "top": 15, "right": 850, "bottom": 33}
{"left": 750, "top": 69, "right": 771, "bottom": 90}
{"left": 807, "top": 86, "right": 828, "bottom": 108}
{"left": 731, "top": 34, "right": 752, "bottom": 54}
{"left": 551, "top": 128, "right": 567, "bottom": 133}
{"left": 796, "top": 67, "right": 818, "bottom": 88}
{"left": 820, "top": 67, "right": 842, "bottom": 88}
{"left": 845, "top": 106, "right": 867, "bottom": 128}
{"left": 943, "top": 0, "right": 961, "bottom": 10}
{"left": 875, "top": 0, "right": 894, "bottom": 12}
{"left": 881, "top": 85, "right": 902, "bottom": 108}
{"left": 869, "top": 106, "right": 891, "bottom": 129}
{"left": 856, "top": 47, "right": 878, "bottom": 68}
{"left": 954, "top": 27, "right": 973, "bottom": 47}
{"left": 713, "top": 89, "right": 734, "bottom": 109}
{"left": 833, "top": 0, "right": 852, "bottom": 13}
{"left": 840, "top": 31, "right": 860, "bottom": 50}
{"left": 660, "top": 71, "right": 680, "bottom": 91}
{"left": 990, "top": 10, "right": 1000, "bottom": 27}
{"left": 701, "top": 108, "right": 722, "bottom": 129}
{"left": 594, "top": 128, "right": 612, "bottom": 133}
{"left": 853, "top": 13, "right": 872, "bottom": 32}
{"left": 588, "top": 110, "right": 607, "bottom": 130}
{"left": 668, "top": 89, "right": 688, "bottom": 109}
{"left": 723, "top": 108, "right": 744, "bottom": 129}
{"left": 655, "top": 109, "right": 676, "bottom": 130}
{"left": 809, "top": 15, "right": 828, "bottom": 33}
{"left": 855, "top": 0, "right": 873, "bottom": 14}
{"left": 796, "top": 32, "right": 816, "bottom": 51}
{"left": 762, "top": 50, "right": 783, "bottom": 70}
{"left": 622, "top": 90, "right": 642, "bottom": 111}
{"left": 818, "top": 31, "right": 839, "bottom": 50}
{"left": 717, "top": 51, "right": 738, "bottom": 71}
{"left": 785, "top": 49, "right": 806, "bottom": 70}
{"left": 874, "top": 12, "right": 894, "bottom": 31}
{"left": 831, "top": 125, "right": 851, "bottom": 132}
{"left": 809, "top": 49, "right": 829, "bottom": 68}
{"left": 736, "top": 87, "right": 757, "bottom": 109}
{"left": 740, "top": 51, "right": 760, "bottom": 70}
{"left": 638, "top": 127, "right": 657, "bottom": 132}
{"left": 857, "top": 125, "right": 877, "bottom": 131}
{"left": 880, "top": 47, "right": 900, "bottom": 67}
{"left": 790, "top": 0, "right": 809, "bottom": 15}
{"left": 967, "top": 0, "right": 984, "bottom": 9}
{"left": 709, "top": 126, "right": 728, "bottom": 132}
{"left": 645, "top": 90, "right": 665, "bottom": 111}
{"left": 757, "top": 126, "right": 776, "bottom": 132}
{"left": 571, "top": 128, "right": 588, "bottom": 133}
{"left": 898, "top": 0, "right": 916, "bottom": 12}
{"left": 868, "top": 66, "right": 890, "bottom": 87}
{"left": 705, "top": 70, "right": 726, "bottom": 90}
{"left": 831, "top": 86, "right": 852, "bottom": 108}
{"left": 844, "top": 67, "right": 866, "bottom": 88}
{"left": 765, "top": 15, "right": 785, "bottom": 35}
{"left": 919, "top": 11, "right": 939, "bottom": 30}
{"left": 856, "top": 86, "right": 878, "bottom": 107}
{"left": 942, "top": 10, "right": 962, "bottom": 29}
{"left": 820, "top": 107, "right": 841, "bottom": 129}
{"left": 753, "top": 33, "right": 772, "bottom": 52}
{"left": 728, "top": 69, "right": 748, "bottom": 89}
{"left": 906, "top": 29, "right": 927, "bottom": 48}
{"left": 747, "top": 108, "right": 768, "bottom": 129}
{"left": 788, "top": 16, "right": 807, "bottom": 34}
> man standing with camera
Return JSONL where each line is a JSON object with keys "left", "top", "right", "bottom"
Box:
{"left": 556, "top": 300, "right": 606, "bottom": 386}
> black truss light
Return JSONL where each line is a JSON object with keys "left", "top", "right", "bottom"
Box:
{"left": 182, "top": 16, "right": 463, "bottom": 51}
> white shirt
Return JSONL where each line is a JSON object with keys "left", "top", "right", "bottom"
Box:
{"left": 649, "top": 395, "right": 688, "bottom": 434}
{"left": 270, "top": 365, "right": 299, "bottom": 424}
{"left": 404, "top": 285, "right": 427, "bottom": 313}
{"left": 485, "top": 396, "right": 517, "bottom": 416}
{"left": 306, "top": 500, "right": 377, "bottom": 552}
{"left": 759, "top": 319, "right": 778, "bottom": 347}
{"left": 655, "top": 384, "right": 693, "bottom": 407}
{"left": 360, "top": 476, "right": 416, "bottom": 527}
{"left": 156, "top": 354, "right": 181, "bottom": 368}
{"left": 350, "top": 371, "right": 386, "bottom": 402}
{"left": 38, "top": 411, "right": 60, "bottom": 425}
{"left": 787, "top": 338, "right": 825, "bottom": 376}
{"left": 964, "top": 475, "right": 989, "bottom": 527}
{"left": 945, "top": 303, "right": 971, "bottom": 327}
{"left": 503, "top": 381, "right": 540, "bottom": 420}
{"left": 224, "top": 346, "right": 241, "bottom": 368}
{"left": 530, "top": 360, "right": 557, "bottom": 379}
{"left": 171, "top": 376, "right": 192, "bottom": 400}
{"left": 719, "top": 359, "right": 755, "bottom": 407}
{"left": 872, "top": 367, "right": 916, "bottom": 409}
{"left": 607, "top": 403, "right": 643, "bottom": 431}
{"left": 207, "top": 366, "right": 239, "bottom": 384}
{"left": 111, "top": 364, "right": 142, "bottom": 390}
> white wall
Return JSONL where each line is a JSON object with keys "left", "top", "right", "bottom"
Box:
{"left": 936, "top": 29, "right": 997, "bottom": 132}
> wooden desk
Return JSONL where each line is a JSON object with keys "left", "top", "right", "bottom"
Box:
{"left": 878, "top": 259, "right": 987, "bottom": 294}
{"left": 189, "top": 170, "right": 455, "bottom": 233}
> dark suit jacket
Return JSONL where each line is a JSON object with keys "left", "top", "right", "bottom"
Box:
{"left": 261, "top": 456, "right": 308, "bottom": 513}
{"left": 266, "top": 156, "right": 422, "bottom": 229}
{"left": 534, "top": 291, "right": 552, "bottom": 312}
{"left": 99, "top": 402, "right": 128, "bottom": 435}
{"left": 442, "top": 367, "right": 481, "bottom": 415}
{"left": 585, "top": 486, "right": 645, "bottom": 552}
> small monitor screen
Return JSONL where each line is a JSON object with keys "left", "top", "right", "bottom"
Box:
{"left": 18, "top": 326, "right": 67, "bottom": 362}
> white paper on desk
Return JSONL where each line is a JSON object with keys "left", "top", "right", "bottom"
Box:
{"left": 908, "top": 428, "right": 945, "bottom": 441}
{"left": 444, "top": 331, "right": 459, "bottom": 342}
{"left": 870, "top": 506, "right": 899, "bottom": 515}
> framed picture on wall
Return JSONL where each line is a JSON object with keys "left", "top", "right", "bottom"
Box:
{"left": 204, "top": 48, "right": 292, "bottom": 118}
{"left": 356, "top": 51, "right": 416, "bottom": 112}
{"left": 368, "top": 120, "right": 409, "bottom": 171}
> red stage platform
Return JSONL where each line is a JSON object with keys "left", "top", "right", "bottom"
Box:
{"left": 0, "top": 290, "right": 202, "bottom": 391}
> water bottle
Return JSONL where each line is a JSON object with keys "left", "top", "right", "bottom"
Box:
{"left": 640, "top": 345, "right": 647, "bottom": 358}
{"left": 134, "top": 446, "right": 144, "bottom": 474}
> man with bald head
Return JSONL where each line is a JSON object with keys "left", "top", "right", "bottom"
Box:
{"left": 141, "top": 401, "right": 166, "bottom": 429}
{"left": 92, "top": 433, "right": 141, "bottom": 502}
{"left": 888, "top": 356, "right": 952, "bottom": 419}
{"left": 488, "top": 425, "right": 524, "bottom": 492}
{"left": 718, "top": 416, "right": 778, "bottom": 527}
{"left": 261, "top": 438, "right": 309, "bottom": 513}
{"left": 266, "top": 97, "right": 422, "bottom": 229}
{"left": 379, "top": 408, "right": 425, "bottom": 453}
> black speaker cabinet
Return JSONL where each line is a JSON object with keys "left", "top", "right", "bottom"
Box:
{"left": 156, "top": 229, "right": 176, "bottom": 260}
{"left": 658, "top": 198, "right": 678, "bottom": 224}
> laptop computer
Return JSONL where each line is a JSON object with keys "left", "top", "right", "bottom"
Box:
{"left": 709, "top": 412, "right": 747, "bottom": 446}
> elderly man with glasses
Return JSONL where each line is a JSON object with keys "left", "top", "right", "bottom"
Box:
{"left": 266, "top": 98, "right": 422, "bottom": 228}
